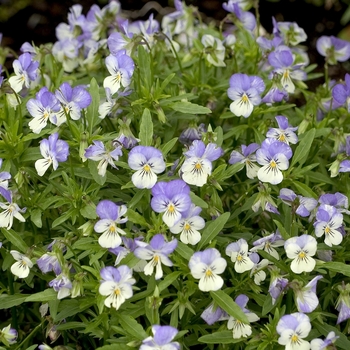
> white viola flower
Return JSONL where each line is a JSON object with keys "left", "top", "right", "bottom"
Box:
{"left": 170, "top": 204, "right": 205, "bottom": 245}
{"left": 250, "top": 231, "right": 285, "bottom": 260}
{"left": 295, "top": 276, "right": 323, "bottom": 313}
{"left": 284, "top": 234, "right": 317, "bottom": 274}
{"left": 226, "top": 238, "right": 254, "bottom": 273}
{"left": 229, "top": 143, "right": 260, "bottom": 179}
{"left": 0, "top": 190, "right": 26, "bottom": 230}
{"left": 10, "top": 250, "right": 33, "bottom": 278}
{"left": 310, "top": 331, "right": 339, "bottom": 350}
{"left": 201, "top": 34, "right": 226, "bottom": 67}
{"left": 188, "top": 248, "right": 227, "bottom": 292}
{"left": 249, "top": 253, "right": 270, "bottom": 285}
{"left": 266, "top": 115, "right": 298, "bottom": 145}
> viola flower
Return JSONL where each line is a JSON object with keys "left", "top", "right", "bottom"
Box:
{"left": 227, "top": 73, "right": 265, "bottom": 118}
{"left": 109, "top": 236, "right": 144, "bottom": 266}
{"left": 128, "top": 146, "right": 166, "bottom": 189}
{"left": 249, "top": 252, "right": 270, "bottom": 285}
{"left": 180, "top": 140, "right": 223, "bottom": 187}
{"left": 26, "top": 87, "right": 61, "bottom": 134}
{"left": 151, "top": 179, "right": 192, "bottom": 228}
{"left": 261, "top": 84, "right": 289, "bottom": 105}
{"left": 332, "top": 73, "right": 350, "bottom": 112}
{"left": 269, "top": 274, "right": 289, "bottom": 305}
{"left": 99, "top": 265, "right": 136, "bottom": 310}
{"left": 85, "top": 140, "right": 123, "bottom": 177}
{"left": 8, "top": 52, "right": 39, "bottom": 93}
{"left": 314, "top": 204, "right": 343, "bottom": 247}
{"left": 0, "top": 324, "right": 17, "bottom": 346}
{"left": 103, "top": 50, "right": 135, "bottom": 95}
{"left": 10, "top": 250, "right": 33, "bottom": 278}
{"left": 0, "top": 190, "right": 26, "bottom": 230}
{"left": 222, "top": 1, "right": 257, "bottom": 31}
{"left": 48, "top": 273, "right": 72, "bottom": 299}
{"left": 275, "top": 21, "right": 307, "bottom": 45}
{"left": 94, "top": 200, "right": 128, "bottom": 249}
{"left": 52, "top": 38, "right": 80, "bottom": 73}
{"left": 318, "top": 191, "right": 349, "bottom": 213}
{"left": 284, "top": 234, "right": 317, "bottom": 274}
{"left": 335, "top": 283, "right": 350, "bottom": 324}
{"left": 227, "top": 294, "right": 260, "bottom": 339}
{"left": 201, "top": 34, "right": 226, "bottom": 67}
{"left": 226, "top": 238, "right": 254, "bottom": 273}
{"left": 229, "top": 143, "right": 260, "bottom": 179}
{"left": 250, "top": 231, "right": 284, "bottom": 260}
{"left": 134, "top": 234, "right": 177, "bottom": 280}
{"left": 316, "top": 36, "right": 350, "bottom": 65}
{"left": 201, "top": 304, "right": 228, "bottom": 325}
{"left": 35, "top": 133, "right": 69, "bottom": 176}
{"left": 140, "top": 325, "right": 179, "bottom": 350}
{"left": 256, "top": 138, "right": 293, "bottom": 185}
{"left": 294, "top": 276, "right": 323, "bottom": 313}
{"left": 188, "top": 248, "right": 227, "bottom": 292}
{"left": 179, "top": 123, "right": 205, "bottom": 146}
{"left": 266, "top": 115, "right": 298, "bottom": 145}
{"left": 37, "top": 252, "right": 62, "bottom": 275}
{"left": 276, "top": 312, "right": 311, "bottom": 350}
{"left": 310, "top": 331, "right": 339, "bottom": 350}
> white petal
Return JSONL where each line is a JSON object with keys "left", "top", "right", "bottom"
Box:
{"left": 180, "top": 229, "right": 201, "bottom": 245}
{"left": 162, "top": 207, "right": 182, "bottom": 228}
{"left": 198, "top": 273, "right": 223, "bottom": 292}
{"left": 258, "top": 164, "right": 283, "bottom": 185}
{"left": 0, "top": 210, "right": 13, "bottom": 229}
{"left": 11, "top": 261, "right": 30, "bottom": 278}
{"left": 132, "top": 168, "right": 157, "bottom": 189}
{"left": 99, "top": 281, "right": 117, "bottom": 296}
{"left": 104, "top": 75, "right": 121, "bottom": 95}
{"left": 190, "top": 262, "right": 208, "bottom": 279}
{"left": 35, "top": 158, "right": 52, "bottom": 176}
{"left": 143, "top": 259, "right": 155, "bottom": 276}
{"left": 57, "top": 288, "right": 71, "bottom": 299}
{"left": 324, "top": 229, "right": 343, "bottom": 247}
{"left": 98, "top": 231, "right": 122, "bottom": 248}
{"left": 291, "top": 256, "right": 315, "bottom": 274}
{"left": 28, "top": 116, "right": 48, "bottom": 134}
{"left": 230, "top": 98, "right": 254, "bottom": 118}
{"left": 235, "top": 258, "right": 255, "bottom": 273}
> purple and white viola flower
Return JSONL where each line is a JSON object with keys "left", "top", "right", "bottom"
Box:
{"left": 222, "top": 1, "right": 257, "bottom": 31}
{"left": 284, "top": 234, "right": 317, "bottom": 274}
{"left": 250, "top": 231, "right": 284, "bottom": 260}
{"left": 229, "top": 143, "right": 260, "bottom": 179}
{"left": 109, "top": 236, "right": 143, "bottom": 266}
{"left": 10, "top": 250, "right": 33, "bottom": 278}
{"left": 318, "top": 191, "right": 349, "bottom": 214}
{"left": 0, "top": 324, "right": 18, "bottom": 346}
{"left": 85, "top": 140, "right": 123, "bottom": 177}
{"left": 310, "top": 331, "right": 339, "bottom": 350}
{"left": 275, "top": 21, "right": 307, "bottom": 46}
{"left": 295, "top": 275, "right": 323, "bottom": 313}
{"left": 37, "top": 252, "right": 62, "bottom": 275}
{"left": 0, "top": 190, "right": 26, "bottom": 230}
{"left": 128, "top": 146, "right": 166, "bottom": 189}
{"left": 179, "top": 123, "right": 205, "bottom": 146}
{"left": 48, "top": 273, "right": 72, "bottom": 299}
{"left": 8, "top": 52, "right": 39, "bottom": 93}
{"left": 335, "top": 283, "right": 350, "bottom": 324}
{"left": 314, "top": 204, "right": 343, "bottom": 247}
{"left": 140, "top": 325, "right": 180, "bottom": 350}
{"left": 99, "top": 265, "right": 136, "bottom": 310}
{"left": 269, "top": 274, "right": 289, "bottom": 305}
{"left": 188, "top": 248, "right": 227, "bottom": 292}
{"left": 227, "top": 73, "right": 265, "bottom": 118}
{"left": 55, "top": 82, "right": 92, "bottom": 124}
{"left": 26, "top": 87, "right": 61, "bottom": 134}
{"left": 35, "top": 133, "right": 69, "bottom": 176}
{"left": 332, "top": 73, "right": 350, "bottom": 113}
{"left": 249, "top": 252, "right": 270, "bottom": 285}
{"left": 0, "top": 159, "right": 9, "bottom": 191}
{"left": 266, "top": 115, "right": 298, "bottom": 145}
{"left": 256, "top": 138, "right": 293, "bottom": 185}
{"left": 170, "top": 203, "right": 205, "bottom": 245}
{"left": 227, "top": 294, "right": 260, "bottom": 339}
{"left": 94, "top": 200, "right": 128, "bottom": 249}
{"left": 226, "top": 238, "right": 254, "bottom": 273}
{"left": 201, "top": 34, "right": 226, "bottom": 67}
{"left": 261, "top": 83, "right": 289, "bottom": 105}
{"left": 276, "top": 312, "right": 311, "bottom": 350}
{"left": 180, "top": 140, "right": 223, "bottom": 187}
{"left": 316, "top": 36, "right": 350, "bottom": 65}
{"left": 103, "top": 50, "right": 135, "bottom": 95}
{"left": 134, "top": 234, "right": 177, "bottom": 280}
{"left": 201, "top": 304, "right": 228, "bottom": 325}
{"left": 151, "top": 179, "right": 192, "bottom": 228}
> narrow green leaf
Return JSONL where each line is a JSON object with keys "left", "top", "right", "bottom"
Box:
{"left": 0, "top": 294, "right": 29, "bottom": 309}
{"left": 55, "top": 322, "right": 86, "bottom": 331}
{"left": 210, "top": 290, "right": 249, "bottom": 323}
{"left": 198, "top": 331, "right": 242, "bottom": 344}
{"left": 1, "top": 228, "right": 29, "bottom": 252}
{"left": 87, "top": 77, "right": 100, "bottom": 131}
{"left": 30, "top": 208, "right": 42, "bottom": 228}
{"left": 291, "top": 128, "right": 316, "bottom": 167}
{"left": 138, "top": 45, "right": 151, "bottom": 91}
{"left": 127, "top": 208, "right": 150, "bottom": 228}
{"left": 170, "top": 101, "right": 212, "bottom": 114}
{"left": 292, "top": 180, "right": 317, "bottom": 198}
{"left": 198, "top": 212, "right": 230, "bottom": 250}
{"left": 139, "top": 108, "right": 153, "bottom": 146}
{"left": 25, "top": 289, "right": 58, "bottom": 302}
{"left": 176, "top": 241, "right": 194, "bottom": 261}
{"left": 88, "top": 159, "right": 107, "bottom": 186}
{"left": 189, "top": 192, "right": 208, "bottom": 208}
{"left": 118, "top": 314, "right": 148, "bottom": 340}
{"left": 322, "top": 262, "right": 350, "bottom": 277}
{"left": 158, "top": 271, "right": 182, "bottom": 292}
{"left": 160, "top": 137, "right": 178, "bottom": 156}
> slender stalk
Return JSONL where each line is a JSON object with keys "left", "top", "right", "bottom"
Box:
{"left": 14, "top": 319, "right": 46, "bottom": 350}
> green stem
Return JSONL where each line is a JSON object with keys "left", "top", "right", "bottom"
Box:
{"left": 14, "top": 319, "right": 46, "bottom": 350}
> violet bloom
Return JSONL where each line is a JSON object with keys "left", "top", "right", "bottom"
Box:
{"left": 261, "top": 84, "right": 289, "bottom": 105}
{"left": 269, "top": 275, "right": 289, "bottom": 305}
{"left": 201, "top": 304, "right": 228, "bottom": 325}
{"left": 336, "top": 283, "right": 350, "bottom": 324}
{"left": 275, "top": 21, "right": 307, "bottom": 46}
{"left": 266, "top": 115, "right": 298, "bottom": 145}
{"left": 52, "top": 38, "right": 80, "bottom": 73}
{"left": 227, "top": 73, "right": 265, "bottom": 118}
{"left": 310, "top": 331, "right": 339, "bottom": 350}
{"left": 256, "top": 138, "right": 293, "bottom": 185}
{"left": 55, "top": 82, "right": 92, "bottom": 123}
{"left": 249, "top": 252, "right": 270, "bottom": 285}
{"left": 295, "top": 276, "right": 323, "bottom": 313}
{"left": 140, "top": 325, "right": 179, "bottom": 350}
{"left": 268, "top": 48, "right": 306, "bottom": 94}
{"left": 109, "top": 236, "right": 143, "bottom": 265}
{"left": 229, "top": 143, "right": 260, "bottom": 179}
{"left": 99, "top": 265, "right": 136, "bottom": 310}
{"left": 27, "top": 87, "right": 61, "bottom": 134}
{"left": 134, "top": 234, "right": 177, "bottom": 280}
{"left": 85, "top": 141, "right": 123, "bottom": 177}
{"left": 180, "top": 140, "right": 223, "bottom": 187}
{"left": 0, "top": 324, "right": 17, "bottom": 345}
{"left": 128, "top": 146, "right": 166, "bottom": 189}
{"left": 94, "top": 200, "right": 128, "bottom": 249}
{"left": 107, "top": 22, "right": 134, "bottom": 56}
{"left": 276, "top": 312, "right": 311, "bottom": 350}
{"left": 227, "top": 295, "right": 260, "bottom": 339}
{"left": 179, "top": 123, "right": 205, "bottom": 146}
{"left": 318, "top": 192, "right": 349, "bottom": 213}
{"left": 332, "top": 73, "right": 350, "bottom": 113}
{"left": 314, "top": 204, "right": 343, "bottom": 247}
{"left": 188, "top": 248, "right": 227, "bottom": 292}
{"left": 49, "top": 273, "right": 72, "bottom": 299}
{"left": 0, "top": 159, "right": 11, "bottom": 191}
{"left": 8, "top": 52, "right": 39, "bottom": 93}
{"left": 103, "top": 50, "right": 135, "bottom": 95}
{"left": 222, "top": 1, "right": 256, "bottom": 31}
{"left": 226, "top": 238, "right": 254, "bottom": 273}
{"left": 35, "top": 133, "right": 69, "bottom": 176}
{"left": 151, "top": 179, "right": 192, "bottom": 228}
{"left": 316, "top": 36, "right": 350, "bottom": 65}
{"left": 250, "top": 231, "right": 284, "bottom": 260}
{"left": 37, "top": 253, "right": 62, "bottom": 275}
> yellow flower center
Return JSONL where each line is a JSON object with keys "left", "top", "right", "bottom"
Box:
{"left": 278, "top": 134, "right": 286, "bottom": 142}
{"left": 205, "top": 269, "right": 213, "bottom": 277}
{"left": 325, "top": 226, "right": 331, "bottom": 234}
{"left": 195, "top": 162, "right": 202, "bottom": 170}
{"left": 184, "top": 223, "right": 191, "bottom": 231}
{"left": 143, "top": 164, "right": 151, "bottom": 172}
{"left": 270, "top": 160, "right": 277, "bottom": 168}
{"left": 291, "top": 334, "right": 299, "bottom": 343}
{"left": 168, "top": 204, "right": 175, "bottom": 213}
{"left": 283, "top": 70, "right": 290, "bottom": 79}
{"left": 237, "top": 254, "right": 243, "bottom": 261}
{"left": 241, "top": 94, "right": 249, "bottom": 103}
{"left": 114, "top": 288, "right": 121, "bottom": 295}
{"left": 298, "top": 251, "right": 306, "bottom": 259}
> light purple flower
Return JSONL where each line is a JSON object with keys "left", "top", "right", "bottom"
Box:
{"left": 140, "top": 325, "right": 179, "bottom": 350}
{"left": 222, "top": 1, "right": 256, "bottom": 31}
{"left": 85, "top": 140, "right": 123, "bottom": 177}
{"left": 37, "top": 253, "right": 62, "bottom": 275}
{"left": 99, "top": 265, "right": 136, "bottom": 310}
{"left": 310, "top": 331, "right": 339, "bottom": 350}
{"left": 52, "top": 38, "right": 80, "bottom": 72}
{"left": 261, "top": 84, "right": 289, "bottom": 105}
{"left": 318, "top": 192, "right": 349, "bottom": 213}
{"left": 229, "top": 143, "right": 260, "bottom": 179}
{"left": 266, "top": 115, "right": 298, "bottom": 144}
{"left": 134, "top": 234, "right": 177, "bottom": 280}
{"left": 109, "top": 236, "right": 143, "bottom": 266}
{"left": 188, "top": 248, "right": 227, "bottom": 291}
{"left": 256, "top": 138, "right": 293, "bottom": 185}
{"left": 128, "top": 146, "right": 166, "bottom": 189}
{"left": 332, "top": 73, "right": 350, "bottom": 112}
{"left": 249, "top": 252, "right": 270, "bottom": 285}
{"left": 295, "top": 276, "right": 323, "bottom": 313}
{"left": 94, "top": 200, "right": 128, "bottom": 249}
{"left": 316, "top": 36, "right": 350, "bottom": 65}
{"left": 268, "top": 275, "right": 289, "bottom": 304}
{"left": 226, "top": 238, "right": 254, "bottom": 273}
{"left": 180, "top": 140, "right": 223, "bottom": 187}
{"left": 35, "top": 133, "right": 69, "bottom": 176}
{"left": 49, "top": 274, "right": 72, "bottom": 299}
{"left": 151, "top": 179, "right": 192, "bottom": 227}
{"left": 0, "top": 324, "right": 18, "bottom": 345}
{"left": 276, "top": 312, "right": 311, "bottom": 350}
{"left": 227, "top": 73, "right": 265, "bottom": 118}
{"left": 201, "top": 304, "right": 228, "bottom": 325}
{"left": 250, "top": 231, "right": 284, "bottom": 260}
{"left": 275, "top": 21, "right": 307, "bottom": 45}
{"left": 179, "top": 123, "right": 206, "bottom": 146}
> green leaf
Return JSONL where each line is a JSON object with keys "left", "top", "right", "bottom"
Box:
{"left": 291, "top": 180, "right": 317, "bottom": 198}
{"left": 138, "top": 45, "right": 151, "bottom": 91}
{"left": 139, "top": 108, "right": 153, "bottom": 146}
{"left": 0, "top": 294, "right": 29, "bottom": 309}
{"left": 88, "top": 159, "right": 107, "bottom": 186}
{"left": 87, "top": 77, "right": 101, "bottom": 132}
{"left": 127, "top": 208, "right": 150, "bottom": 228}
{"left": 210, "top": 290, "right": 249, "bottom": 323}
{"left": 118, "top": 314, "right": 148, "bottom": 340}
{"left": 322, "top": 262, "right": 350, "bottom": 277}
{"left": 30, "top": 208, "right": 42, "bottom": 228}
{"left": 175, "top": 241, "right": 194, "bottom": 261}
{"left": 169, "top": 101, "right": 212, "bottom": 114}
{"left": 25, "top": 288, "right": 58, "bottom": 302}
{"left": 160, "top": 137, "right": 178, "bottom": 156}
{"left": 1, "top": 228, "right": 29, "bottom": 252}
{"left": 290, "top": 128, "right": 316, "bottom": 167}
{"left": 198, "top": 331, "right": 242, "bottom": 344}
{"left": 189, "top": 191, "right": 208, "bottom": 208}
{"left": 198, "top": 212, "right": 230, "bottom": 250}
{"left": 158, "top": 271, "right": 182, "bottom": 292}
{"left": 314, "top": 321, "right": 350, "bottom": 350}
